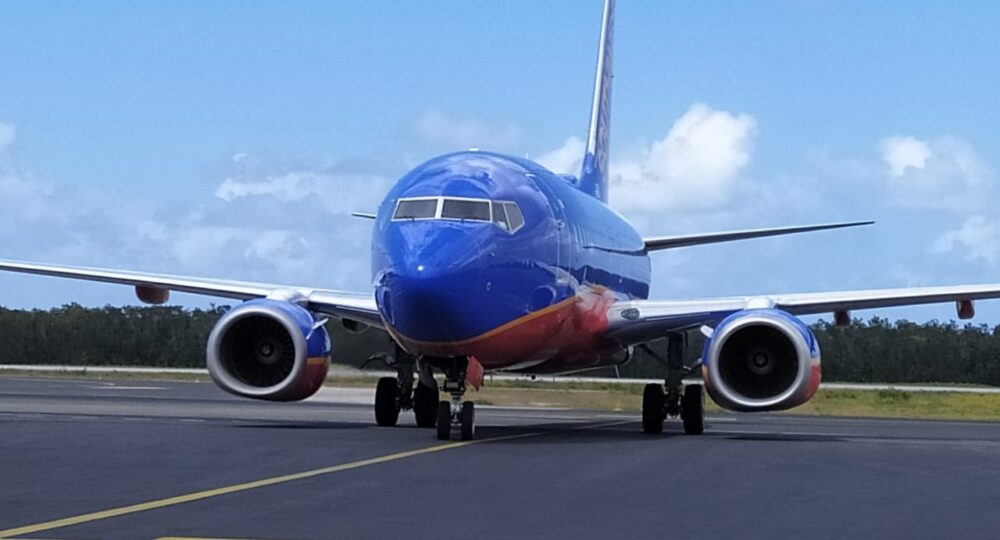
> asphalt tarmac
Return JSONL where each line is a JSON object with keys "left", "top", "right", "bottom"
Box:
{"left": 2, "top": 376, "right": 1000, "bottom": 539}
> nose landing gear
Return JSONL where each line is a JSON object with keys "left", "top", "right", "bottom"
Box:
{"left": 435, "top": 359, "right": 475, "bottom": 441}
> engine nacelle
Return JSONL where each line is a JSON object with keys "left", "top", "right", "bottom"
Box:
{"left": 206, "top": 299, "right": 331, "bottom": 402}
{"left": 702, "top": 309, "right": 821, "bottom": 412}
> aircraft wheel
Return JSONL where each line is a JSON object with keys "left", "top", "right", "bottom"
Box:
{"left": 642, "top": 383, "right": 665, "bottom": 434}
{"left": 681, "top": 384, "right": 705, "bottom": 435}
{"left": 460, "top": 401, "right": 475, "bottom": 441}
{"left": 375, "top": 377, "right": 400, "bottom": 427}
{"left": 413, "top": 383, "right": 439, "bottom": 428}
{"left": 436, "top": 401, "right": 452, "bottom": 441}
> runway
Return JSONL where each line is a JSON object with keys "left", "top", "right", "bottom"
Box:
{"left": 2, "top": 377, "right": 1000, "bottom": 539}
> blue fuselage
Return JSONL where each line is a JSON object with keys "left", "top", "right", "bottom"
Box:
{"left": 372, "top": 151, "right": 650, "bottom": 371}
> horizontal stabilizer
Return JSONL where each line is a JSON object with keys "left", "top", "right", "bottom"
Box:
{"left": 643, "top": 221, "right": 873, "bottom": 252}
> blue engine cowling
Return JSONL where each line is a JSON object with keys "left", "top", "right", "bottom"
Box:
{"left": 206, "top": 299, "right": 332, "bottom": 402}
{"left": 702, "top": 309, "right": 821, "bottom": 412}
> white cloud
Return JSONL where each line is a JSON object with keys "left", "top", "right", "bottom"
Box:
{"left": 880, "top": 136, "right": 931, "bottom": 177}
{"left": 879, "top": 135, "right": 992, "bottom": 210}
{"left": 933, "top": 215, "right": 1000, "bottom": 265}
{"left": 0, "top": 148, "right": 386, "bottom": 296}
{"left": 409, "top": 109, "right": 523, "bottom": 151}
{"left": 174, "top": 161, "right": 390, "bottom": 286}
{"left": 536, "top": 136, "right": 585, "bottom": 175}
{"left": 610, "top": 103, "right": 757, "bottom": 213}
{"left": 171, "top": 227, "right": 310, "bottom": 275}
{"left": 215, "top": 171, "right": 387, "bottom": 208}
{"left": 535, "top": 103, "right": 758, "bottom": 216}
{"left": 0, "top": 123, "right": 15, "bottom": 152}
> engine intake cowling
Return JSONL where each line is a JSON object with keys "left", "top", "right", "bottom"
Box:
{"left": 207, "top": 299, "right": 331, "bottom": 402}
{"left": 702, "top": 309, "right": 821, "bottom": 412}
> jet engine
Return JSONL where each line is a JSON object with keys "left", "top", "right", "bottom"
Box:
{"left": 207, "top": 299, "right": 331, "bottom": 401}
{"left": 702, "top": 309, "right": 821, "bottom": 412}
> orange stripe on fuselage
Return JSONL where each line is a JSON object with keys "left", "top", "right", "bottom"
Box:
{"left": 388, "top": 295, "right": 578, "bottom": 349}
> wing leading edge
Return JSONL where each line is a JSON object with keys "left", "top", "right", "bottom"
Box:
{"left": 606, "top": 284, "right": 1000, "bottom": 346}
{"left": 0, "top": 259, "right": 382, "bottom": 328}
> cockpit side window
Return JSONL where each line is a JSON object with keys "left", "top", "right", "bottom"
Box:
{"left": 492, "top": 202, "right": 510, "bottom": 231}
{"left": 441, "top": 199, "right": 491, "bottom": 222}
{"left": 503, "top": 202, "right": 525, "bottom": 232}
{"left": 393, "top": 198, "right": 438, "bottom": 220}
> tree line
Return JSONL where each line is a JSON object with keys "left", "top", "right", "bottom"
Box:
{"left": 1, "top": 304, "right": 998, "bottom": 385}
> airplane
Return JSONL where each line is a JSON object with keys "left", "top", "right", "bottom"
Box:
{"left": 4, "top": 0, "right": 1000, "bottom": 441}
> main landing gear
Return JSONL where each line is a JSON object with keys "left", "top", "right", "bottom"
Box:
{"left": 373, "top": 346, "right": 440, "bottom": 428}
{"left": 435, "top": 358, "right": 475, "bottom": 441}
{"left": 641, "top": 333, "right": 705, "bottom": 435}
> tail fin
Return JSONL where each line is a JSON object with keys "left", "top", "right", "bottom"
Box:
{"left": 579, "top": 0, "right": 615, "bottom": 202}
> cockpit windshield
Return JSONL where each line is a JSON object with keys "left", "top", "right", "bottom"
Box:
{"left": 393, "top": 198, "right": 438, "bottom": 220}
{"left": 392, "top": 197, "right": 525, "bottom": 233}
{"left": 441, "top": 199, "right": 491, "bottom": 222}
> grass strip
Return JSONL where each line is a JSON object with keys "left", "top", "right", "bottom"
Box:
{"left": 3, "top": 368, "right": 1000, "bottom": 421}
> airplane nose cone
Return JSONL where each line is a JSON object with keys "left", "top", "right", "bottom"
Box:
{"left": 376, "top": 223, "right": 493, "bottom": 344}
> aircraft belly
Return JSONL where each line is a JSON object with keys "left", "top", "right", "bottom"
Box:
{"left": 390, "top": 286, "right": 622, "bottom": 371}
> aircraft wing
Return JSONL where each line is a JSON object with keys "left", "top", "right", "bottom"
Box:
{"left": 643, "top": 221, "right": 873, "bottom": 252}
{"left": 605, "top": 284, "right": 1000, "bottom": 345}
{"left": 0, "top": 259, "right": 383, "bottom": 328}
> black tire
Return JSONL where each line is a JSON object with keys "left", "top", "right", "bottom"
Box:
{"left": 459, "top": 401, "right": 475, "bottom": 441}
{"left": 436, "top": 401, "right": 452, "bottom": 441}
{"left": 413, "top": 383, "right": 439, "bottom": 428}
{"left": 375, "top": 377, "right": 400, "bottom": 427}
{"left": 681, "top": 384, "right": 705, "bottom": 435}
{"left": 642, "top": 383, "right": 665, "bottom": 434}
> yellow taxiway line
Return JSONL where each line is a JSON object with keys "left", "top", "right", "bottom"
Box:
{"left": 0, "top": 432, "right": 538, "bottom": 539}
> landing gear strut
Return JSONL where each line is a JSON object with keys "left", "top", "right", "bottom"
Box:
{"left": 641, "top": 333, "right": 704, "bottom": 435}
{"left": 372, "top": 346, "right": 439, "bottom": 428}
{"left": 436, "top": 358, "right": 475, "bottom": 441}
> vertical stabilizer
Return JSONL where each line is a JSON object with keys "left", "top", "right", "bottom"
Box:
{"left": 579, "top": 0, "right": 615, "bottom": 202}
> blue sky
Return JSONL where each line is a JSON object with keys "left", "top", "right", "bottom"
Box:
{"left": 1, "top": 0, "right": 1000, "bottom": 324}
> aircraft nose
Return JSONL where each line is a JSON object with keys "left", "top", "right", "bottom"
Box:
{"left": 376, "top": 224, "right": 493, "bottom": 344}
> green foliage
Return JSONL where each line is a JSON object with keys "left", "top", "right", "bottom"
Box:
{"left": 0, "top": 303, "right": 396, "bottom": 369}
{"left": 0, "top": 304, "right": 225, "bottom": 367}
{"left": 572, "top": 316, "right": 1000, "bottom": 385}
{"left": 0, "top": 306, "right": 998, "bottom": 385}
